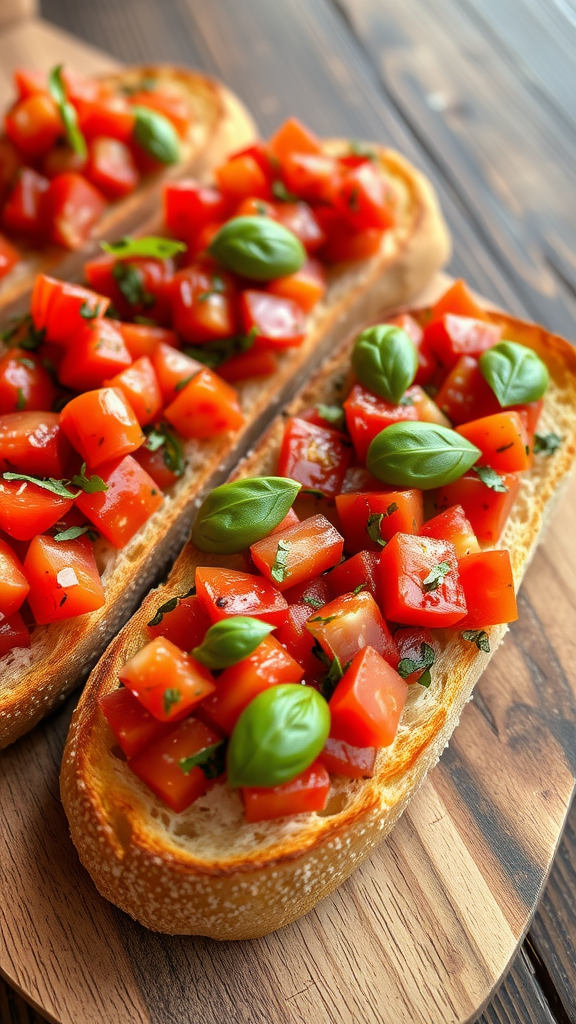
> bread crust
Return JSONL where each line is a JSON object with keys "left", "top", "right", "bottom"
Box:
{"left": 0, "top": 65, "right": 257, "bottom": 323}
{"left": 0, "top": 140, "right": 450, "bottom": 748}
{"left": 60, "top": 307, "right": 576, "bottom": 939}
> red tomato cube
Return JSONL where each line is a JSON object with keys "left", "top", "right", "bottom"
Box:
{"left": 424, "top": 315, "right": 501, "bottom": 370}
{"left": 0, "top": 538, "right": 29, "bottom": 618}
{"left": 393, "top": 626, "right": 436, "bottom": 684}
{"left": 86, "top": 136, "right": 139, "bottom": 200}
{"left": 163, "top": 180, "right": 229, "bottom": 240}
{"left": 378, "top": 533, "right": 467, "bottom": 627}
{"left": 326, "top": 550, "right": 380, "bottom": 601}
{"left": 117, "top": 323, "right": 179, "bottom": 361}
{"left": 104, "top": 356, "right": 162, "bottom": 427}
{"left": 215, "top": 153, "right": 272, "bottom": 204}
{"left": 75, "top": 454, "right": 163, "bottom": 548}
{"left": 335, "top": 489, "right": 423, "bottom": 554}
{"left": 273, "top": 203, "right": 326, "bottom": 254}
{"left": 0, "top": 348, "right": 56, "bottom": 414}
{"left": 1, "top": 167, "right": 49, "bottom": 237}
{"left": 456, "top": 550, "right": 518, "bottom": 629}
{"left": 274, "top": 602, "right": 327, "bottom": 682}
{"left": 169, "top": 265, "right": 238, "bottom": 344}
{"left": 344, "top": 381, "right": 418, "bottom": 463}
{"left": 99, "top": 687, "right": 173, "bottom": 758}
{"left": 58, "top": 318, "right": 133, "bottom": 392}
{"left": 146, "top": 592, "right": 211, "bottom": 649}
{"left": 250, "top": 514, "right": 344, "bottom": 592}
{"left": 60, "top": 387, "right": 144, "bottom": 468}
{"left": 329, "top": 646, "right": 408, "bottom": 747}
{"left": 338, "top": 161, "right": 394, "bottom": 231}
{"left": 164, "top": 368, "right": 243, "bottom": 439}
{"left": 24, "top": 533, "right": 105, "bottom": 624}
{"left": 420, "top": 505, "right": 480, "bottom": 558}
{"left": 0, "top": 412, "right": 73, "bottom": 478}
{"left": 195, "top": 567, "right": 288, "bottom": 626}
{"left": 433, "top": 471, "right": 521, "bottom": 546}
{"left": 267, "top": 257, "right": 326, "bottom": 312}
{"left": 44, "top": 172, "right": 107, "bottom": 250}
{"left": 430, "top": 280, "right": 487, "bottom": 323}
{"left": 456, "top": 412, "right": 530, "bottom": 473}
{"left": 31, "top": 274, "right": 110, "bottom": 345}
{"left": 268, "top": 117, "right": 323, "bottom": 162}
{"left": 5, "top": 94, "right": 62, "bottom": 158}
{"left": 435, "top": 355, "right": 501, "bottom": 426}
{"left": 319, "top": 737, "right": 377, "bottom": 779}
{"left": 241, "top": 291, "right": 307, "bottom": 350}
{"left": 278, "top": 417, "right": 352, "bottom": 499}
{"left": 119, "top": 636, "right": 216, "bottom": 722}
{"left": 129, "top": 716, "right": 222, "bottom": 813}
{"left": 0, "top": 611, "right": 30, "bottom": 656}
{"left": 241, "top": 761, "right": 330, "bottom": 822}
{"left": 0, "top": 478, "right": 73, "bottom": 541}
{"left": 306, "top": 590, "right": 399, "bottom": 669}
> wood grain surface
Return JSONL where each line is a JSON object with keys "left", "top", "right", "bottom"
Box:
{"left": 1, "top": 0, "right": 576, "bottom": 1022}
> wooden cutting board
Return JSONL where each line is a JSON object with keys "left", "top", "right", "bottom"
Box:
{"left": 1, "top": 17, "right": 576, "bottom": 1024}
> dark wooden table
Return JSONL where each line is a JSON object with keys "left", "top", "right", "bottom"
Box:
{"left": 2, "top": 0, "right": 576, "bottom": 1021}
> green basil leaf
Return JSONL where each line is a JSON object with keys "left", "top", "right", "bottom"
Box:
{"left": 132, "top": 105, "right": 180, "bottom": 164}
{"left": 461, "top": 629, "right": 491, "bottom": 653}
{"left": 479, "top": 341, "right": 549, "bottom": 407}
{"left": 179, "top": 741, "right": 226, "bottom": 779}
{"left": 53, "top": 524, "right": 93, "bottom": 542}
{"left": 367, "top": 421, "right": 481, "bottom": 490}
{"left": 534, "top": 432, "right": 562, "bottom": 456}
{"left": 227, "top": 684, "right": 330, "bottom": 788}
{"left": 352, "top": 325, "right": 418, "bottom": 404}
{"left": 2, "top": 472, "right": 77, "bottom": 499}
{"left": 366, "top": 512, "right": 386, "bottom": 547}
{"left": 48, "top": 65, "right": 87, "bottom": 157}
{"left": 271, "top": 180, "right": 299, "bottom": 202}
{"left": 101, "top": 236, "right": 187, "bottom": 260}
{"left": 209, "top": 216, "right": 306, "bottom": 281}
{"left": 192, "top": 616, "right": 273, "bottom": 669}
{"left": 192, "top": 477, "right": 301, "bottom": 554}
{"left": 319, "top": 654, "right": 347, "bottom": 701}
{"left": 473, "top": 465, "right": 508, "bottom": 492}
{"left": 271, "top": 539, "right": 290, "bottom": 583}
{"left": 315, "top": 404, "right": 345, "bottom": 428}
{"left": 71, "top": 463, "right": 108, "bottom": 494}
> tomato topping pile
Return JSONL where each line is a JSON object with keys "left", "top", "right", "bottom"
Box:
{"left": 101, "top": 280, "right": 554, "bottom": 823}
{"left": 0, "top": 65, "right": 188, "bottom": 266}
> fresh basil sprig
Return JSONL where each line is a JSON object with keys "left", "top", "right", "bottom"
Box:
{"left": 479, "top": 341, "right": 549, "bottom": 407}
{"left": 209, "top": 216, "right": 306, "bottom": 280}
{"left": 101, "top": 236, "right": 187, "bottom": 260}
{"left": 132, "top": 105, "right": 180, "bottom": 164}
{"left": 227, "top": 684, "right": 330, "bottom": 788}
{"left": 367, "top": 422, "right": 481, "bottom": 489}
{"left": 48, "top": 65, "right": 87, "bottom": 157}
{"left": 192, "top": 616, "right": 273, "bottom": 670}
{"left": 192, "top": 477, "right": 301, "bottom": 553}
{"left": 352, "top": 325, "right": 418, "bottom": 404}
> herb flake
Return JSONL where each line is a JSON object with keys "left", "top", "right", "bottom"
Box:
{"left": 271, "top": 539, "right": 290, "bottom": 583}
{"left": 461, "top": 629, "right": 491, "bottom": 653}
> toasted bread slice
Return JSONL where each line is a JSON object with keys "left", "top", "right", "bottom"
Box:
{"left": 0, "top": 65, "right": 257, "bottom": 321}
{"left": 60, "top": 306, "right": 576, "bottom": 940}
{"left": 0, "top": 142, "right": 450, "bottom": 749}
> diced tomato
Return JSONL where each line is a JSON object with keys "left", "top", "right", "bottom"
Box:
{"left": 424, "top": 315, "right": 502, "bottom": 371}
{"left": 0, "top": 538, "right": 29, "bottom": 618}
{"left": 319, "top": 737, "right": 376, "bottom": 778}
{"left": 241, "top": 761, "right": 330, "bottom": 822}
{"left": 217, "top": 346, "right": 278, "bottom": 383}
{"left": 0, "top": 610, "right": 30, "bottom": 656}
{"left": 151, "top": 342, "right": 201, "bottom": 404}
{"left": 84, "top": 253, "right": 173, "bottom": 323}
{"left": 0, "top": 348, "right": 56, "bottom": 413}
{"left": 99, "top": 687, "right": 173, "bottom": 758}
{"left": 44, "top": 172, "right": 107, "bottom": 249}
{"left": 435, "top": 355, "right": 501, "bottom": 426}
{"left": 337, "top": 161, "right": 394, "bottom": 231}
{"left": 42, "top": 144, "right": 87, "bottom": 179}
{"left": 134, "top": 444, "right": 180, "bottom": 491}
{"left": 307, "top": 590, "right": 399, "bottom": 669}
{"left": 250, "top": 514, "right": 344, "bottom": 593}
{"left": 195, "top": 567, "right": 288, "bottom": 626}
{"left": 433, "top": 471, "right": 521, "bottom": 546}
{"left": 241, "top": 291, "right": 307, "bottom": 350}
{"left": 76, "top": 95, "right": 135, "bottom": 144}
{"left": 104, "top": 356, "right": 162, "bottom": 427}
{"left": 163, "top": 180, "right": 229, "bottom": 240}
{"left": 164, "top": 367, "right": 243, "bottom": 439}
{"left": 75, "top": 454, "right": 162, "bottom": 547}
{"left": 326, "top": 550, "right": 380, "bottom": 602}
{"left": 200, "top": 635, "right": 303, "bottom": 736}
{"left": 329, "top": 646, "right": 407, "bottom": 747}
{"left": 0, "top": 233, "right": 20, "bottom": 279}
{"left": 31, "top": 274, "right": 110, "bottom": 345}
{"left": 0, "top": 411, "right": 73, "bottom": 477}
{"left": 146, "top": 592, "right": 211, "bottom": 649}
{"left": 129, "top": 716, "right": 222, "bottom": 813}
{"left": 1, "top": 167, "right": 49, "bottom": 237}
{"left": 420, "top": 505, "right": 480, "bottom": 558}
{"left": 319, "top": 216, "right": 383, "bottom": 263}
{"left": 216, "top": 153, "right": 272, "bottom": 204}
{"left": 230, "top": 142, "right": 276, "bottom": 181}
{"left": 60, "top": 386, "right": 143, "bottom": 467}
{"left": 24, "top": 532, "right": 104, "bottom": 624}
{"left": 512, "top": 398, "right": 543, "bottom": 438}
{"left": 430, "top": 280, "right": 487, "bottom": 323}
{"left": 341, "top": 465, "right": 385, "bottom": 494}
{"left": 169, "top": 264, "right": 237, "bottom": 343}
{"left": 457, "top": 550, "right": 517, "bottom": 629}
{"left": 378, "top": 533, "right": 467, "bottom": 627}
{"left": 344, "top": 382, "right": 418, "bottom": 463}
{"left": 282, "top": 572, "right": 330, "bottom": 608}
{"left": 14, "top": 69, "right": 47, "bottom": 100}
{"left": 393, "top": 625, "right": 436, "bottom": 684}
{"left": 235, "top": 196, "right": 277, "bottom": 219}
{"left": 267, "top": 257, "right": 326, "bottom": 313}
{"left": 119, "top": 636, "right": 215, "bottom": 722}
{"left": 408, "top": 385, "right": 450, "bottom": 427}
{"left": 58, "top": 318, "right": 132, "bottom": 391}
{"left": 86, "top": 136, "right": 139, "bottom": 200}
{"left": 5, "top": 94, "right": 62, "bottom": 158}
{"left": 273, "top": 202, "right": 326, "bottom": 253}
{"left": 187, "top": 220, "right": 226, "bottom": 258}
{"left": 0, "top": 478, "right": 73, "bottom": 541}
{"left": 117, "top": 322, "right": 179, "bottom": 360}
{"left": 268, "top": 117, "right": 323, "bottom": 162}
{"left": 274, "top": 602, "right": 326, "bottom": 681}
{"left": 456, "top": 411, "right": 530, "bottom": 473}
{"left": 336, "top": 489, "right": 424, "bottom": 554}
{"left": 127, "top": 89, "right": 190, "bottom": 138}
{"left": 281, "top": 153, "right": 339, "bottom": 205}
{"left": 278, "top": 417, "right": 352, "bottom": 499}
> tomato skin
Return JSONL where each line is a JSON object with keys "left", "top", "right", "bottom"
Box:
{"left": 329, "top": 646, "right": 407, "bottom": 747}
{"left": 0, "top": 538, "right": 29, "bottom": 618}
{"left": 278, "top": 417, "right": 352, "bottom": 499}
{"left": 251, "top": 514, "right": 344, "bottom": 593}
{"left": 60, "top": 387, "right": 144, "bottom": 468}
{"left": 75, "top": 454, "right": 163, "bottom": 548}
{"left": 117, "top": 322, "right": 179, "bottom": 361}
{"left": 195, "top": 567, "right": 288, "bottom": 626}
{"left": 99, "top": 687, "right": 173, "bottom": 758}
{"left": 31, "top": 274, "right": 110, "bottom": 345}
{"left": 0, "top": 610, "right": 30, "bottom": 656}
{"left": 430, "top": 280, "right": 487, "bottom": 323}
{"left": 512, "top": 398, "right": 543, "bottom": 437}
{"left": 408, "top": 385, "right": 450, "bottom": 427}
{"left": 119, "top": 636, "right": 216, "bottom": 722}
{"left": 456, "top": 412, "right": 530, "bottom": 473}
{"left": 0, "top": 478, "right": 73, "bottom": 541}
{"left": 218, "top": 346, "right": 278, "bottom": 384}
{"left": 169, "top": 265, "right": 238, "bottom": 343}
{"left": 457, "top": 550, "right": 518, "bottom": 628}
{"left": 0, "top": 411, "right": 73, "bottom": 478}
{"left": 151, "top": 343, "right": 202, "bottom": 404}
{"left": 319, "top": 737, "right": 376, "bottom": 779}
{"left": 344, "top": 382, "right": 418, "bottom": 463}
{"left": 75, "top": 95, "right": 135, "bottom": 144}
{"left": 201, "top": 635, "right": 304, "bottom": 735}
{"left": 129, "top": 716, "right": 222, "bottom": 813}
{"left": 326, "top": 550, "right": 380, "bottom": 602}
{"left": 241, "top": 291, "right": 307, "bottom": 350}
{"left": 215, "top": 153, "right": 272, "bottom": 204}
{"left": 273, "top": 202, "right": 326, "bottom": 253}
{"left": 269, "top": 117, "right": 323, "bottom": 162}
{"left": 433, "top": 471, "right": 521, "bottom": 546}
{"left": 164, "top": 367, "right": 243, "bottom": 439}
{"left": 335, "top": 489, "right": 424, "bottom": 554}
{"left": 274, "top": 602, "right": 325, "bottom": 681}
{"left": 86, "top": 136, "right": 139, "bottom": 200}
{"left": 104, "top": 355, "right": 162, "bottom": 427}
{"left": 24, "top": 533, "right": 105, "bottom": 624}
{"left": 318, "top": 217, "right": 383, "bottom": 263}
{"left": 146, "top": 593, "right": 211, "bottom": 649}
{"left": 0, "top": 232, "right": 20, "bottom": 279}
{"left": 281, "top": 153, "right": 339, "bottom": 204}
{"left": 424, "top": 315, "right": 502, "bottom": 371}
{"left": 0, "top": 348, "right": 56, "bottom": 413}
{"left": 341, "top": 465, "right": 386, "bottom": 494}
{"left": 45, "top": 172, "right": 107, "bottom": 250}
{"left": 266, "top": 257, "right": 326, "bottom": 313}
{"left": 134, "top": 445, "right": 180, "bottom": 491}
{"left": 1, "top": 167, "right": 49, "bottom": 237}
{"left": 84, "top": 254, "right": 174, "bottom": 323}
{"left": 163, "top": 180, "right": 229, "bottom": 240}
{"left": 241, "top": 760, "right": 330, "bottom": 822}
{"left": 307, "top": 590, "right": 399, "bottom": 669}
{"left": 393, "top": 626, "right": 436, "bottom": 684}
{"left": 337, "top": 162, "right": 394, "bottom": 231}
{"left": 420, "top": 505, "right": 480, "bottom": 558}
{"left": 5, "top": 94, "right": 62, "bottom": 158}
{"left": 435, "top": 355, "right": 501, "bottom": 426}
{"left": 378, "top": 533, "right": 467, "bottom": 627}
{"left": 282, "top": 571, "right": 330, "bottom": 608}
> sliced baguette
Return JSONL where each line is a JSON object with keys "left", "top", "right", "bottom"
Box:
{"left": 60, "top": 305, "right": 576, "bottom": 940}
{"left": 0, "top": 142, "right": 449, "bottom": 748}
{"left": 0, "top": 65, "right": 257, "bottom": 322}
